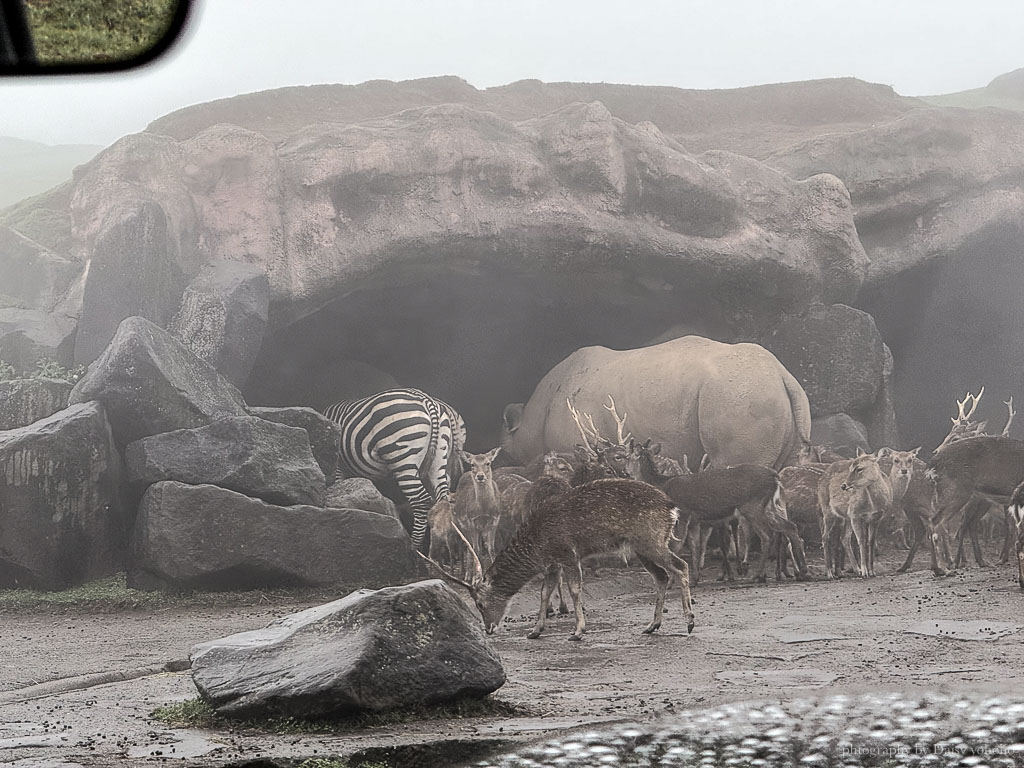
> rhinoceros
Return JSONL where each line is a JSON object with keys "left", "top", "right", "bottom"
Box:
{"left": 501, "top": 336, "right": 811, "bottom": 470}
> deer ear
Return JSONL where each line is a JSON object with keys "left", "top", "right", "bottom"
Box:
{"left": 651, "top": 442, "right": 662, "bottom": 455}
{"left": 459, "top": 451, "right": 472, "bottom": 465}
{"left": 856, "top": 447, "right": 867, "bottom": 457}
{"left": 875, "top": 447, "right": 893, "bottom": 459}
{"left": 487, "top": 446, "right": 502, "bottom": 462}
{"left": 502, "top": 403, "right": 524, "bottom": 434}
{"left": 911, "top": 447, "right": 921, "bottom": 457}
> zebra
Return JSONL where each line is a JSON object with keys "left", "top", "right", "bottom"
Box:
{"left": 322, "top": 388, "right": 467, "bottom": 551}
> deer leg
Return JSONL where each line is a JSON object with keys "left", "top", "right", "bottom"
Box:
{"left": 565, "top": 560, "right": 587, "bottom": 641}
{"left": 718, "top": 523, "right": 736, "bottom": 582}
{"left": 850, "top": 517, "right": 870, "bottom": 578}
{"left": 1017, "top": 529, "right": 1024, "bottom": 589}
{"left": 737, "top": 517, "right": 751, "bottom": 577}
{"left": 927, "top": 520, "right": 953, "bottom": 577}
{"left": 969, "top": 504, "right": 989, "bottom": 568}
{"left": 667, "top": 550, "right": 696, "bottom": 633}
{"left": 897, "top": 514, "right": 925, "bottom": 573}
{"left": 999, "top": 509, "right": 1014, "bottom": 564}
{"left": 637, "top": 554, "right": 669, "bottom": 634}
{"left": 822, "top": 513, "right": 837, "bottom": 580}
{"left": 932, "top": 481, "right": 975, "bottom": 572}
{"left": 528, "top": 564, "right": 563, "bottom": 639}
{"left": 783, "top": 522, "right": 809, "bottom": 580}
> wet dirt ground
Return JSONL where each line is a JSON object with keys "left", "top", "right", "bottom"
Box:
{"left": 0, "top": 547, "right": 1022, "bottom": 767}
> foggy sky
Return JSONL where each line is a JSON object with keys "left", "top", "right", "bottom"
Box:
{"left": 2, "top": 0, "right": 1024, "bottom": 147}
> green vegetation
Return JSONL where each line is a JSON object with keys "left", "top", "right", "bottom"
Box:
{"left": 24, "top": 0, "right": 179, "bottom": 65}
{"left": 151, "top": 694, "right": 527, "bottom": 735}
{"left": 0, "top": 572, "right": 343, "bottom": 614}
{"left": 0, "top": 357, "right": 86, "bottom": 383}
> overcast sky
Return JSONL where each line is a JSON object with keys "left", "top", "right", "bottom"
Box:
{"left": 3, "top": 0, "right": 1024, "bottom": 147}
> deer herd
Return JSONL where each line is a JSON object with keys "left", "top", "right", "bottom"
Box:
{"left": 421, "top": 390, "right": 1024, "bottom": 641}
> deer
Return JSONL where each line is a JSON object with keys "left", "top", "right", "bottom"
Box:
{"left": 628, "top": 440, "right": 739, "bottom": 583}
{"left": 933, "top": 391, "right": 1018, "bottom": 569}
{"left": 779, "top": 462, "right": 828, "bottom": 552}
{"left": 420, "top": 476, "right": 695, "bottom": 641}
{"left": 452, "top": 447, "right": 503, "bottom": 568}
{"left": 426, "top": 497, "right": 479, "bottom": 583}
{"left": 1007, "top": 481, "right": 1024, "bottom": 589}
{"left": 926, "top": 434, "right": 1024, "bottom": 580}
{"left": 657, "top": 461, "right": 808, "bottom": 583}
{"left": 817, "top": 450, "right": 894, "bottom": 579}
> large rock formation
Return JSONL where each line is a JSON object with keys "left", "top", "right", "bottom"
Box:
{"left": 0, "top": 401, "right": 127, "bottom": 589}
{"left": 189, "top": 580, "right": 505, "bottom": 718}
{"left": 3, "top": 75, "right": 1023, "bottom": 449}
{"left": 125, "top": 416, "right": 326, "bottom": 507}
{"left": 130, "top": 481, "right": 422, "bottom": 591}
{"left": 169, "top": 259, "right": 269, "bottom": 387}
{"left": 68, "top": 316, "right": 248, "bottom": 445}
{"left": 768, "top": 107, "right": 1024, "bottom": 448}
{"left": 0, "top": 378, "right": 72, "bottom": 430}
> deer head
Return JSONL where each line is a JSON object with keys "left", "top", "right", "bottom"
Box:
{"left": 839, "top": 450, "right": 887, "bottom": 492}
{"left": 460, "top": 447, "right": 501, "bottom": 484}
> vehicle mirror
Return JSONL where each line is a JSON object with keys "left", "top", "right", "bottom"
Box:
{"left": 0, "top": 0, "right": 193, "bottom": 74}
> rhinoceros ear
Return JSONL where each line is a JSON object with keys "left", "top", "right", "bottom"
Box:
{"left": 502, "top": 403, "right": 524, "bottom": 434}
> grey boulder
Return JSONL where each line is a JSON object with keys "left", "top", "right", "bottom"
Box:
{"left": 129, "top": 481, "right": 423, "bottom": 591}
{"left": 69, "top": 316, "right": 248, "bottom": 444}
{"left": 325, "top": 477, "right": 397, "bottom": 519}
{"left": 249, "top": 405, "right": 340, "bottom": 481}
{"left": 0, "top": 401, "right": 127, "bottom": 589}
{"left": 125, "top": 415, "right": 325, "bottom": 507}
{"left": 169, "top": 260, "right": 269, "bottom": 388}
{"left": 190, "top": 580, "right": 505, "bottom": 718}
{"left": 0, "top": 307, "right": 77, "bottom": 373}
{"left": 0, "top": 377, "right": 72, "bottom": 430}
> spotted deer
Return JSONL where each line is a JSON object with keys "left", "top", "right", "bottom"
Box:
{"left": 421, "top": 476, "right": 695, "bottom": 641}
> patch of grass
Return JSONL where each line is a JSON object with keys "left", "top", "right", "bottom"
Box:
{"left": 0, "top": 572, "right": 345, "bottom": 615}
{"left": 0, "top": 356, "right": 86, "bottom": 383}
{"left": 25, "top": 0, "right": 180, "bottom": 65}
{"left": 151, "top": 695, "right": 529, "bottom": 735}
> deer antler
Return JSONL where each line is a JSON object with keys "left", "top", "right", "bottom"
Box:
{"left": 567, "top": 398, "right": 600, "bottom": 451}
{"left": 1003, "top": 396, "right": 1015, "bottom": 437}
{"left": 954, "top": 387, "right": 984, "bottom": 424}
{"left": 602, "top": 395, "right": 631, "bottom": 445}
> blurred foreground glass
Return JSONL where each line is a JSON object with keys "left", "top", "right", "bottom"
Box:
{"left": 0, "top": 0, "right": 192, "bottom": 74}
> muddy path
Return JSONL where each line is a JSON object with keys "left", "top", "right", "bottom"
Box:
{"left": 0, "top": 550, "right": 1022, "bottom": 767}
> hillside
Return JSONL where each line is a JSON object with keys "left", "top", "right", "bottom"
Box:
{"left": 0, "top": 136, "right": 101, "bottom": 209}
{"left": 921, "top": 67, "right": 1024, "bottom": 112}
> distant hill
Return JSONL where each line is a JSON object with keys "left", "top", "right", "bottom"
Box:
{"left": 921, "top": 68, "right": 1024, "bottom": 112}
{"left": 0, "top": 136, "right": 101, "bottom": 209}
{"left": 146, "top": 75, "right": 922, "bottom": 159}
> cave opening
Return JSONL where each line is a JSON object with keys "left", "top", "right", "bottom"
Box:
{"left": 244, "top": 257, "right": 730, "bottom": 450}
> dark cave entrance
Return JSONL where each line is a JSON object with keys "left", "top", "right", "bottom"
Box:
{"left": 244, "top": 258, "right": 730, "bottom": 450}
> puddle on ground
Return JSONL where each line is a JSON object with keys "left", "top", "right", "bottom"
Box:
{"left": 715, "top": 668, "right": 839, "bottom": 688}
{"left": 904, "top": 620, "right": 1021, "bottom": 641}
{"left": 0, "top": 735, "right": 73, "bottom": 750}
{"left": 126, "top": 729, "right": 224, "bottom": 759}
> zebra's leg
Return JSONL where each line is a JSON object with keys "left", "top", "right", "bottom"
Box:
{"left": 389, "top": 463, "right": 438, "bottom": 552}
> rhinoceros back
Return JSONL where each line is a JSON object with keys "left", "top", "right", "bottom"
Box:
{"left": 502, "top": 336, "right": 809, "bottom": 470}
